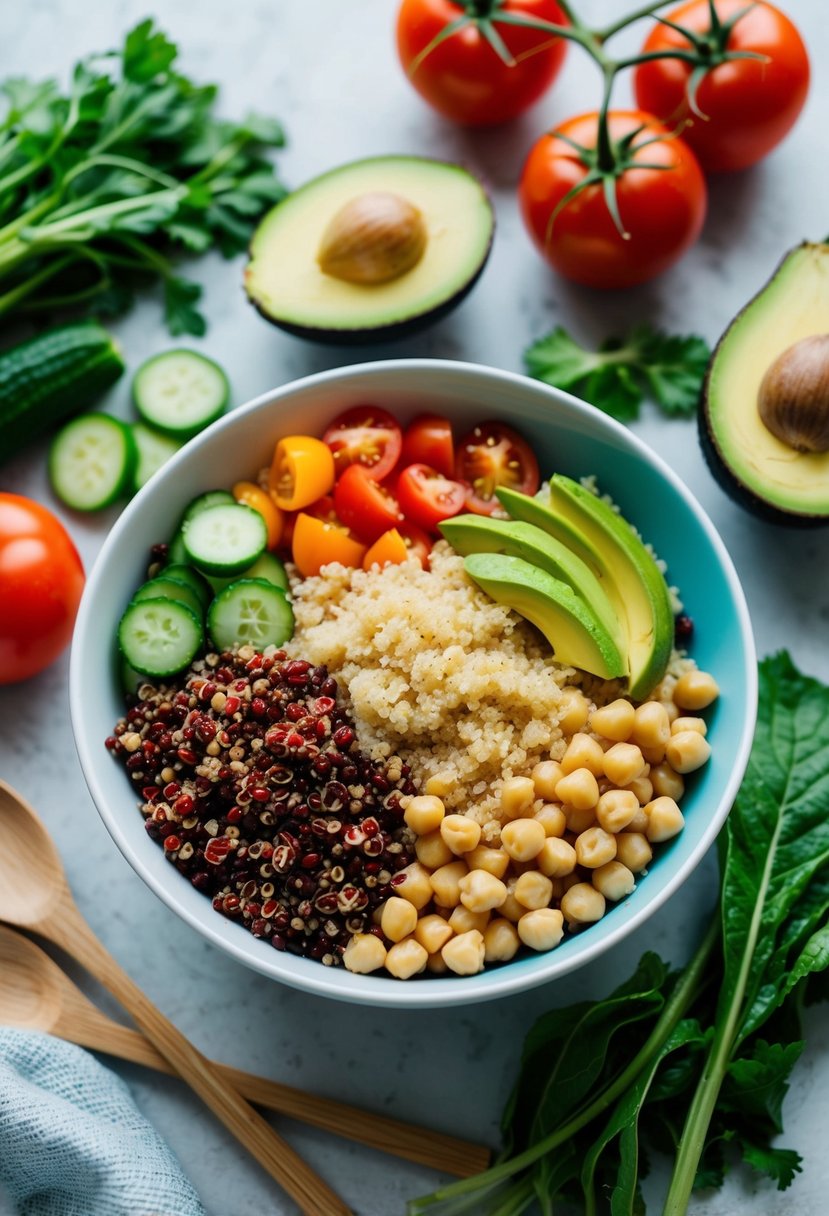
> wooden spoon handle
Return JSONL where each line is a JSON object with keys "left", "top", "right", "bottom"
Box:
{"left": 64, "top": 1011, "right": 488, "bottom": 1177}
{"left": 46, "top": 905, "right": 352, "bottom": 1216}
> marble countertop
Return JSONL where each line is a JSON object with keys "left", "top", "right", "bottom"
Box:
{"left": 2, "top": 1, "right": 828, "bottom": 1213}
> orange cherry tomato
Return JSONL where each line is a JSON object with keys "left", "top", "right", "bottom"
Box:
{"left": 291, "top": 512, "right": 368, "bottom": 578}
{"left": 362, "top": 528, "right": 410, "bottom": 571}
{"left": 232, "top": 481, "right": 284, "bottom": 549}
{"left": 269, "top": 436, "right": 335, "bottom": 510}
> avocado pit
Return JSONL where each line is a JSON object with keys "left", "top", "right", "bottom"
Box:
{"left": 757, "top": 333, "right": 829, "bottom": 454}
{"left": 317, "top": 191, "right": 427, "bottom": 285}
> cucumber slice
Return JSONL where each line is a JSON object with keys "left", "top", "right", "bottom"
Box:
{"left": 208, "top": 578, "right": 294, "bottom": 651}
{"left": 208, "top": 551, "right": 289, "bottom": 596}
{"left": 49, "top": 413, "right": 136, "bottom": 511}
{"left": 120, "top": 656, "right": 146, "bottom": 694}
{"left": 118, "top": 598, "right": 203, "bottom": 678}
{"left": 168, "top": 529, "right": 188, "bottom": 565}
{"left": 162, "top": 563, "right": 213, "bottom": 610}
{"left": 131, "top": 423, "right": 182, "bottom": 493}
{"left": 132, "top": 576, "right": 205, "bottom": 620}
{"left": 133, "top": 350, "right": 229, "bottom": 439}
{"left": 183, "top": 503, "right": 267, "bottom": 576}
{"left": 180, "top": 489, "right": 235, "bottom": 529}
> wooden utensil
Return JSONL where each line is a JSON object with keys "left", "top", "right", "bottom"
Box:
{"left": 0, "top": 780, "right": 351, "bottom": 1216}
{"left": 0, "top": 923, "right": 489, "bottom": 1177}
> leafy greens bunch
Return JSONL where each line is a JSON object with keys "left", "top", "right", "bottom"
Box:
{"left": 410, "top": 652, "right": 829, "bottom": 1216}
{"left": 0, "top": 19, "right": 286, "bottom": 336}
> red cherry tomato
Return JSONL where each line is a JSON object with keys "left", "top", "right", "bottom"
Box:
{"left": 634, "top": 0, "right": 809, "bottom": 173}
{"left": 396, "top": 463, "right": 467, "bottom": 533}
{"left": 400, "top": 414, "right": 455, "bottom": 479}
{"left": 334, "top": 465, "right": 403, "bottom": 544}
{"left": 454, "top": 421, "right": 540, "bottom": 515}
{"left": 519, "top": 110, "right": 707, "bottom": 289}
{"left": 322, "top": 406, "right": 402, "bottom": 481}
{"left": 397, "top": 520, "right": 434, "bottom": 568}
{"left": 0, "top": 494, "right": 85, "bottom": 684}
{"left": 396, "top": 0, "right": 569, "bottom": 126}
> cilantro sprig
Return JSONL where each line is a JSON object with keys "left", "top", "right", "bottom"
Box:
{"left": 524, "top": 323, "right": 711, "bottom": 422}
{"left": 410, "top": 653, "right": 829, "bottom": 1215}
{"left": 0, "top": 20, "right": 286, "bottom": 335}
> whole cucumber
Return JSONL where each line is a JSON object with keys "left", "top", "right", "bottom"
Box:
{"left": 0, "top": 321, "right": 125, "bottom": 461}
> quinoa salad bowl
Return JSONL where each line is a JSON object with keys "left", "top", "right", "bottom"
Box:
{"left": 70, "top": 359, "right": 757, "bottom": 1009}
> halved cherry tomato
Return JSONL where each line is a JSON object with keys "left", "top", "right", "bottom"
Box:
{"left": 455, "top": 421, "right": 540, "bottom": 515}
{"left": 269, "top": 436, "right": 335, "bottom": 510}
{"left": 232, "top": 481, "right": 284, "bottom": 549}
{"left": 334, "top": 464, "right": 402, "bottom": 544}
{"left": 362, "top": 528, "right": 410, "bottom": 570}
{"left": 397, "top": 520, "right": 433, "bottom": 568}
{"left": 400, "top": 414, "right": 455, "bottom": 479}
{"left": 291, "top": 512, "right": 367, "bottom": 578}
{"left": 396, "top": 463, "right": 467, "bottom": 533}
{"left": 322, "top": 406, "right": 402, "bottom": 481}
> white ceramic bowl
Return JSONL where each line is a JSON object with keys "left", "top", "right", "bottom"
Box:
{"left": 71, "top": 359, "right": 757, "bottom": 1008}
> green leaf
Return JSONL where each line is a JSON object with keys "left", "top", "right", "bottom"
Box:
{"left": 738, "top": 1140, "right": 802, "bottom": 1190}
{"left": 721, "top": 1039, "right": 803, "bottom": 1132}
{"left": 523, "top": 323, "right": 710, "bottom": 423}
{"left": 123, "top": 19, "right": 178, "bottom": 83}
{"left": 164, "top": 276, "right": 205, "bottom": 337}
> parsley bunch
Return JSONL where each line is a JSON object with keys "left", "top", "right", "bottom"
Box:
{"left": 0, "top": 20, "right": 286, "bottom": 335}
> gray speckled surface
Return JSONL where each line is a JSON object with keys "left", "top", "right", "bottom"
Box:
{"left": 1, "top": 2, "right": 828, "bottom": 1213}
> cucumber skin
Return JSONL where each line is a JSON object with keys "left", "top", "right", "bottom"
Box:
{"left": 0, "top": 321, "right": 125, "bottom": 461}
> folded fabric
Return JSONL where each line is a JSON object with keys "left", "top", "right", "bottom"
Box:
{"left": 0, "top": 1028, "right": 205, "bottom": 1216}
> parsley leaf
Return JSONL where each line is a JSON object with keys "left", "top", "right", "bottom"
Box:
{"left": 524, "top": 323, "right": 710, "bottom": 422}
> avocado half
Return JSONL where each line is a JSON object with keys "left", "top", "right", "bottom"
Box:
{"left": 244, "top": 156, "right": 494, "bottom": 343}
{"left": 700, "top": 242, "right": 829, "bottom": 527}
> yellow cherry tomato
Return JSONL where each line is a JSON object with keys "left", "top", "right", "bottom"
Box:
{"left": 232, "top": 481, "right": 284, "bottom": 549}
{"left": 291, "top": 512, "right": 367, "bottom": 577}
{"left": 362, "top": 527, "right": 409, "bottom": 571}
{"left": 269, "top": 436, "right": 335, "bottom": 511}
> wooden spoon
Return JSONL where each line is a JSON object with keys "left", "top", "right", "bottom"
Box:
{"left": 0, "top": 780, "right": 350, "bottom": 1216}
{"left": 0, "top": 923, "right": 489, "bottom": 1178}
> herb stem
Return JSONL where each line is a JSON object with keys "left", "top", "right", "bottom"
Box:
{"left": 0, "top": 252, "right": 78, "bottom": 316}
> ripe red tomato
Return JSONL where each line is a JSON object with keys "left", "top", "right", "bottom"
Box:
{"left": 397, "top": 519, "right": 434, "bottom": 568}
{"left": 519, "top": 110, "right": 707, "bottom": 289}
{"left": 396, "top": 0, "right": 568, "bottom": 126}
{"left": 0, "top": 494, "right": 85, "bottom": 684}
{"left": 322, "top": 406, "right": 402, "bottom": 481}
{"left": 455, "top": 421, "right": 540, "bottom": 514}
{"left": 400, "top": 414, "right": 455, "bottom": 479}
{"left": 633, "top": 0, "right": 809, "bottom": 172}
{"left": 334, "top": 465, "right": 403, "bottom": 543}
{"left": 396, "top": 463, "right": 467, "bottom": 533}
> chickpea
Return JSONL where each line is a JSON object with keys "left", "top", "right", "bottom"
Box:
{"left": 661, "top": 700, "right": 680, "bottom": 725}
{"left": 380, "top": 896, "right": 418, "bottom": 943}
{"left": 673, "top": 670, "right": 719, "bottom": 711}
{"left": 625, "top": 774, "right": 654, "bottom": 806}
{"left": 458, "top": 869, "right": 508, "bottom": 913}
{"left": 602, "top": 742, "right": 646, "bottom": 787}
{"left": 448, "top": 904, "right": 490, "bottom": 935}
{"left": 415, "top": 830, "right": 454, "bottom": 870}
{"left": 627, "top": 806, "right": 650, "bottom": 833}
{"left": 534, "top": 803, "right": 567, "bottom": 838}
{"left": 555, "top": 767, "right": 600, "bottom": 810}
{"left": 615, "top": 832, "right": 653, "bottom": 873}
{"left": 564, "top": 805, "right": 596, "bottom": 835}
{"left": 498, "top": 887, "right": 527, "bottom": 923}
{"left": 440, "top": 814, "right": 482, "bottom": 855}
{"left": 394, "top": 862, "right": 433, "bottom": 910}
{"left": 500, "top": 776, "right": 536, "bottom": 819}
{"left": 414, "top": 914, "right": 453, "bottom": 955}
{"left": 589, "top": 698, "right": 635, "bottom": 742}
{"left": 596, "top": 788, "right": 639, "bottom": 834}
{"left": 404, "top": 794, "right": 445, "bottom": 835}
{"left": 441, "top": 929, "right": 486, "bottom": 976}
{"left": 343, "top": 933, "right": 387, "bottom": 974}
{"left": 465, "top": 844, "right": 510, "bottom": 878}
{"left": 649, "top": 763, "right": 685, "bottom": 801}
{"left": 483, "top": 918, "right": 521, "bottom": 963}
{"left": 645, "top": 796, "right": 685, "bottom": 842}
{"left": 385, "top": 938, "right": 429, "bottom": 980}
{"left": 632, "top": 702, "right": 671, "bottom": 752}
{"left": 592, "top": 860, "right": 636, "bottom": 901}
{"left": 561, "top": 732, "right": 605, "bottom": 776}
{"left": 424, "top": 774, "right": 453, "bottom": 798}
{"left": 537, "top": 837, "right": 578, "bottom": 878}
{"left": 514, "top": 870, "right": 554, "bottom": 910}
{"left": 560, "top": 883, "right": 606, "bottom": 924}
{"left": 665, "top": 731, "right": 711, "bottom": 774}
{"left": 575, "top": 826, "right": 617, "bottom": 868}
{"left": 429, "top": 860, "right": 468, "bottom": 907}
{"left": 672, "top": 716, "right": 707, "bottom": 736}
{"left": 531, "top": 760, "right": 564, "bottom": 801}
{"left": 518, "top": 908, "right": 565, "bottom": 951}
{"left": 426, "top": 952, "right": 449, "bottom": 975}
{"left": 558, "top": 688, "right": 590, "bottom": 734}
{"left": 501, "top": 817, "right": 547, "bottom": 862}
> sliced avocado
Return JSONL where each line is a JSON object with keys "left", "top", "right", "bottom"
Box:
{"left": 701, "top": 242, "right": 829, "bottom": 526}
{"left": 440, "top": 514, "right": 625, "bottom": 659}
{"left": 244, "top": 156, "right": 494, "bottom": 344}
{"left": 464, "top": 552, "right": 626, "bottom": 681}
{"left": 498, "top": 479, "right": 673, "bottom": 700}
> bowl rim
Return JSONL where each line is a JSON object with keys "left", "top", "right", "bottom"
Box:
{"left": 70, "top": 357, "right": 758, "bottom": 1008}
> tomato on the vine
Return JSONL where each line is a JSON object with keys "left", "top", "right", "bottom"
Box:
{"left": 396, "top": 463, "right": 467, "bottom": 533}
{"left": 519, "top": 110, "right": 707, "bottom": 289}
{"left": 322, "top": 406, "right": 402, "bottom": 481}
{"left": 396, "top": 0, "right": 569, "bottom": 126}
{"left": 634, "top": 0, "right": 809, "bottom": 173}
{"left": 0, "top": 494, "right": 85, "bottom": 684}
{"left": 400, "top": 414, "right": 455, "bottom": 479}
{"left": 455, "top": 421, "right": 539, "bottom": 514}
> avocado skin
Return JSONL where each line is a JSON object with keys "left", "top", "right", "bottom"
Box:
{"left": 699, "top": 241, "right": 829, "bottom": 529}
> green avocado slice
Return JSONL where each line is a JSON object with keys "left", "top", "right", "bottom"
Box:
{"left": 440, "top": 514, "right": 625, "bottom": 661}
{"left": 463, "top": 552, "right": 627, "bottom": 681}
{"left": 244, "top": 156, "right": 494, "bottom": 343}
